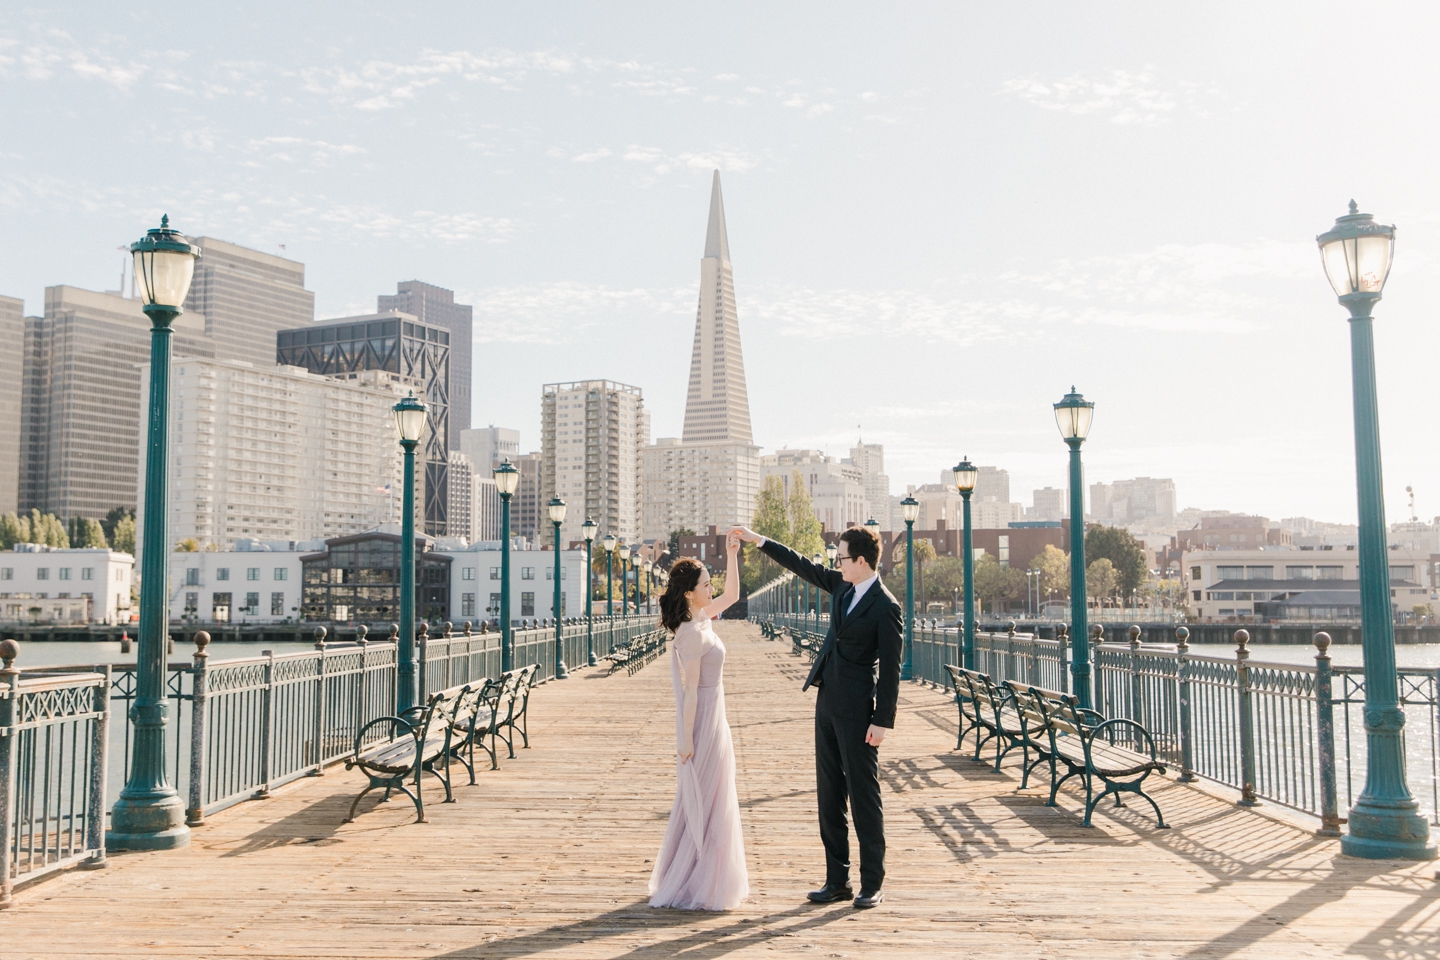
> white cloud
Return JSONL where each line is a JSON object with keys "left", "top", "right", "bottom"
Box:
{"left": 622, "top": 145, "right": 764, "bottom": 174}
{"left": 571, "top": 147, "right": 612, "bottom": 162}
{"left": 1000, "top": 68, "right": 1213, "bottom": 125}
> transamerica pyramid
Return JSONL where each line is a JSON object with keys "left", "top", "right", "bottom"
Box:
{"left": 681, "top": 170, "right": 754, "bottom": 445}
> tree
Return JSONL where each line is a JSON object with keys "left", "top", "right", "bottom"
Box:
{"left": 176, "top": 538, "right": 200, "bottom": 553}
{"left": 787, "top": 470, "right": 824, "bottom": 561}
{"left": 101, "top": 507, "right": 135, "bottom": 545}
{"left": 1085, "top": 526, "right": 1148, "bottom": 597}
{"left": 67, "top": 517, "right": 108, "bottom": 549}
{"left": 1030, "top": 544, "right": 1070, "bottom": 599}
{"left": 1087, "top": 558, "right": 1119, "bottom": 601}
{"left": 744, "top": 475, "right": 791, "bottom": 593}
{"left": 973, "top": 554, "right": 1025, "bottom": 614}
{"left": 0, "top": 513, "right": 28, "bottom": 550}
{"left": 921, "top": 556, "right": 965, "bottom": 609}
{"left": 26, "top": 509, "right": 67, "bottom": 547}
{"left": 667, "top": 527, "right": 696, "bottom": 558}
{"left": 112, "top": 516, "right": 137, "bottom": 556}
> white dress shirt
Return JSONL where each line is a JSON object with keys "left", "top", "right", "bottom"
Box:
{"left": 845, "top": 573, "right": 879, "bottom": 614}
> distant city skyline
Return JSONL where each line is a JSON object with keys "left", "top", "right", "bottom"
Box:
{"left": 1, "top": 6, "right": 1437, "bottom": 524}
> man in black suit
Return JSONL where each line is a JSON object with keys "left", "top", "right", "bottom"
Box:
{"left": 735, "top": 524, "right": 902, "bottom": 909}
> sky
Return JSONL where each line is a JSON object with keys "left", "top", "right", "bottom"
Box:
{"left": 3, "top": 3, "right": 1439, "bottom": 526}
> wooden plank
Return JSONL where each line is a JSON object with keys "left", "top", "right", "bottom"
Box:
{"left": 3, "top": 622, "right": 1436, "bottom": 958}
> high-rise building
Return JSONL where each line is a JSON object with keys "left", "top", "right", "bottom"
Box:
{"left": 681, "top": 172, "right": 752, "bottom": 446}
{"left": 0, "top": 295, "right": 23, "bottom": 515}
{"left": 21, "top": 286, "right": 216, "bottom": 520}
{"left": 543, "top": 380, "right": 649, "bottom": 546}
{"left": 1089, "top": 477, "right": 1177, "bottom": 524}
{"left": 472, "top": 476, "right": 501, "bottom": 542}
{"left": 184, "top": 237, "right": 314, "bottom": 368}
{"left": 460, "top": 426, "right": 520, "bottom": 473}
{"left": 378, "top": 281, "right": 472, "bottom": 448}
{"left": 761, "top": 449, "right": 869, "bottom": 534}
{"left": 1029, "top": 486, "right": 1066, "bottom": 521}
{"left": 513, "top": 451, "right": 544, "bottom": 540}
{"left": 448, "top": 452, "right": 475, "bottom": 544}
{"left": 847, "top": 441, "right": 890, "bottom": 527}
{"left": 135, "top": 358, "right": 410, "bottom": 555}
{"left": 276, "top": 312, "right": 451, "bottom": 536}
{"left": 641, "top": 171, "right": 760, "bottom": 540}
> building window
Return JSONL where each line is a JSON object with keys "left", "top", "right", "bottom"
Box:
{"left": 1286, "top": 566, "right": 1314, "bottom": 580}
{"left": 186, "top": 568, "right": 200, "bottom": 585}
{"left": 1192, "top": 591, "right": 1201, "bottom": 601}
{"left": 274, "top": 568, "right": 288, "bottom": 581}
{"left": 216, "top": 568, "right": 230, "bottom": 581}
{"left": 213, "top": 592, "right": 232, "bottom": 622}
{"left": 184, "top": 592, "right": 198, "bottom": 617}
{"left": 489, "top": 592, "right": 501, "bottom": 617}
{"left": 247, "top": 568, "right": 260, "bottom": 581}
{"left": 490, "top": 567, "right": 500, "bottom": 580}
{"left": 522, "top": 567, "right": 535, "bottom": 580}
{"left": 0, "top": 568, "right": 11, "bottom": 580}
{"left": 1217, "top": 566, "right": 1243, "bottom": 581}
{"left": 1245, "top": 566, "right": 1273, "bottom": 580}
{"left": 1318, "top": 566, "right": 1344, "bottom": 580}
{"left": 58, "top": 568, "right": 71, "bottom": 580}
{"left": 998, "top": 536, "right": 1010, "bottom": 568}
{"left": 271, "top": 592, "right": 285, "bottom": 616}
{"left": 36, "top": 568, "right": 48, "bottom": 580}
{"left": 82, "top": 567, "right": 94, "bottom": 581}
{"left": 461, "top": 593, "right": 476, "bottom": 616}
{"left": 1390, "top": 565, "right": 1417, "bottom": 583}
{"left": 244, "top": 592, "right": 259, "bottom": 615}
{"left": 521, "top": 592, "right": 535, "bottom": 616}
{"left": 463, "top": 567, "right": 475, "bottom": 581}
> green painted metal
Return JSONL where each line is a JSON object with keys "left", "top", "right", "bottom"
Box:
{"left": 1338, "top": 291, "right": 1434, "bottom": 859}
{"left": 606, "top": 547, "right": 614, "bottom": 619}
{"left": 585, "top": 534, "right": 596, "bottom": 667}
{"left": 902, "top": 518, "right": 915, "bottom": 681}
{"left": 961, "top": 491, "right": 975, "bottom": 671}
{"left": 397, "top": 431, "right": 419, "bottom": 712}
{"left": 1066, "top": 437, "right": 1090, "bottom": 709}
{"left": 1235, "top": 630, "right": 1259, "bottom": 806}
{"left": 552, "top": 511, "right": 568, "bottom": 680}
{"left": 1175, "top": 626, "right": 1196, "bottom": 783}
{"left": 500, "top": 493, "right": 513, "bottom": 674}
{"left": 1314, "top": 632, "right": 1341, "bottom": 837}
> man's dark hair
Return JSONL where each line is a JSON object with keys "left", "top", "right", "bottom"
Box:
{"left": 838, "top": 526, "right": 880, "bottom": 571}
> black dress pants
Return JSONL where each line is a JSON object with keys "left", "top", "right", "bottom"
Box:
{"left": 814, "top": 708, "right": 885, "bottom": 891}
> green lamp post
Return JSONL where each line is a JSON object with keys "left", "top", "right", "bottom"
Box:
{"left": 493, "top": 459, "right": 519, "bottom": 673}
{"left": 900, "top": 496, "right": 920, "bottom": 681}
{"left": 1055, "top": 387, "right": 1095, "bottom": 707}
{"left": 826, "top": 541, "right": 837, "bottom": 569}
{"left": 953, "top": 457, "right": 979, "bottom": 670}
{"left": 1318, "top": 201, "right": 1435, "bottom": 860}
{"left": 619, "top": 544, "right": 632, "bottom": 616}
{"left": 644, "top": 559, "right": 654, "bottom": 613}
{"left": 582, "top": 517, "right": 597, "bottom": 665}
{"left": 602, "top": 533, "right": 617, "bottom": 617}
{"left": 108, "top": 216, "right": 200, "bottom": 851}
{"left": 393, "top": 392, "right": 427, "bottom": 712}
{"left": 548, "top": 497, "right": 568, "bottom": 680}
{"left": 864, "top": 517, "right": 882, "bottom": 574}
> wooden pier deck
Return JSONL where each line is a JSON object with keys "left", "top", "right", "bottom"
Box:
{"left": 8, "top": 622, "right": 1437, "bottom": 959}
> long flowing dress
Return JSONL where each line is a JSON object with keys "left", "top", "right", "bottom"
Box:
{"left": 648, "top": 614, "right": 750, "bottom": 910}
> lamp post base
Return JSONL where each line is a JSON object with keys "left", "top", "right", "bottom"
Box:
{"left": 1341, "top": 801, "right": 1436, "bottom": 860}
{"left": 588, "top": 652, "right": 597, "bottom": 667}
{"left": 107, "top": 792, "right": 190, "bottom": 851}
{"left": 556, "top": 660, "right": 569, "bottom": 679}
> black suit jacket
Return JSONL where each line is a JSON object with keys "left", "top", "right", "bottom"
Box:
{"left": 759, "top": 539, "right": 904, "bottom": 728}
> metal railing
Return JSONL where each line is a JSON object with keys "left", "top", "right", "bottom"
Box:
{"left": 755, "top": 612, "right": 1440, "bottom": 830}
{"left": 0, "top": 647, "right": 109, "bottom": 905}
{"left": 2, "top": 611, "right": 664, "bottom": 895}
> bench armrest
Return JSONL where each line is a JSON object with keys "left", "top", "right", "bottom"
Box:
{"left": 1085, "top": 717, "right": 1159, "bottom": 760}
{"left": 347, "top": 715, "right": 417, "bottom": 767}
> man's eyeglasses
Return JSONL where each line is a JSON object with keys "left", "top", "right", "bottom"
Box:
{"left": 835, "top": 554, "right": 854, "bottom": 565}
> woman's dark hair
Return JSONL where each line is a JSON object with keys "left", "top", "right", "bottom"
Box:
{"left": 659, "top": 558, "right": 707, "bottom": 633}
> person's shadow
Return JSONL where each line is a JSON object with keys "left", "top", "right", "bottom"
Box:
{"left": 430, "top": 899, "right": 856, "bottom": 959}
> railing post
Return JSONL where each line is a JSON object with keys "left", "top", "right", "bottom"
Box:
{"left": 186, "top": 632, "right": 211, "bottom": 826}
{"left": 257, "top": 649, "right": 275, "bottom": 798}
{"left": 416, "top": 622, "right": 430, "bottom": 705}
{"left": 1128, "top": 624, "right": 1143, "bottom": 727}
{"left": 84, "top": 663, "right": 111, "bottom": 869}
{"left": 1057, "top": 624, "right": 1070, "bottom": 695}
{"left": 1090, "top": 624, "right": 1104, "bottom": 714}
{"left": 0, "top": 639, "right": 20, "bottom": 907}
{"left": 1236, "top": 629, "right": 1259, "bottom": 806}
{"left": 353, "top": 625, "right": 368, "bottom": 739}
{"left": 1176, "top": 626, "right": 1196, "bottom": 782}
{"left": 312, "top": 626, "right": 328, "bottom": 777}
{"left": 1315, "top": 631, "right": 1341, "bottom": 837}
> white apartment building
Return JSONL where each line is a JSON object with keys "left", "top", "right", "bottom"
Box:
{"left": 1183, "top": 546, "right": 1434, "bottom": 621}
{"left": 1090, "top": 477, "right": 1177, "bottom": 524}
{"left": 1029, "top": 486, "right": 1066, "bottom": 521}
{"left": 909, "top": 481, "right": 1022, "bottom": 532}
{"left": 541, "top": 380, "right": 649, "bottom": 548}
{"left": 459, "top": 426, "right": 520, "bottom": 473}
{"left": 0, "top": 545, "right": 134, "bottom": 623}
{"left": 762, "top": 449, "right": 870, "bottom": 533}
{"left": 437, "top": 545, "right": 588, "bottom": 623}
{"left": 847, "top": 442, "right": 892, "bottom": 529}
{"left": 642, "top": 439, "right": 760, "bottom": 542}
{"left": 445, "top": 452, "right": 502, "bottom": 544}
{"left": 168, "top": 540, "right": 317, "bottom": 623}
{"left": 136, "top": 358, "right": 412, "bottom": 558}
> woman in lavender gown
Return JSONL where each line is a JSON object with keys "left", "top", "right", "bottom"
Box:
{"left": 648, "top": 531, "right": 749, "bottom": 911}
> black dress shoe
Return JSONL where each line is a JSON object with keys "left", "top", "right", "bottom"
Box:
{"left": 806, "top": 884, "right": 854, "bottom": 903}
{"left": 853, "top": 889, "right": 884, "bottom": 909}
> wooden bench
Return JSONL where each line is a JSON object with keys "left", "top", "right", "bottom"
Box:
{"left": 949, "top": 666, "right": 1042, "bottom": 773}
{"left": 450, "top": 677, "right": 505, "bottom": 777}
{"left": 343, "top": 682, "right": 482, "bottom": 824}
{"left": 1018, "top": 683, "right": 1169, "bottom": 829}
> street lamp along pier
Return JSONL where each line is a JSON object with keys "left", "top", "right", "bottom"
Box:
{"left": 1054, "top": 387, "right": 1094, "bottom": 709}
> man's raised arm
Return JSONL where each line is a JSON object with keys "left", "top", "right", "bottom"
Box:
{"left": 733, "top": 527, "right": 843, "bottom": 594}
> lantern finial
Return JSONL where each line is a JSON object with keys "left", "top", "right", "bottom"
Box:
{"left": 161, "top": 213, "right": 169, "bottom": 228}
{"left": 1349, "top": 199, "right": 1358, "bottom": 215}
